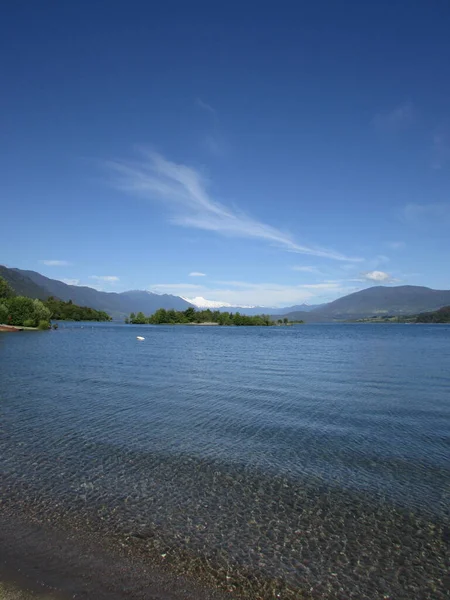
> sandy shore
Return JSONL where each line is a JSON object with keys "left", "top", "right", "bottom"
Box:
{"left": 0, "top": 324, "right": 38, "bottom": 332}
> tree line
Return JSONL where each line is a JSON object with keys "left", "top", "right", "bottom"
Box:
{"left": 127, "top": 307, "right": 276, "bottom": 326}
{"left": 0, "top": 276, "right": 111, "bottom": 328}
{"left": 414, "top": 306, "right": 450, "bottom": 323}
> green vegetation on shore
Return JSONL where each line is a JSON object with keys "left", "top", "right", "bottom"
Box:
{"left": 0, "top": 276, "right": 111, "bottom": 328}
{"left": 45, "top": 297, "right": 111, "bottom": 322}
{"left": 128, "top": 307, "right": 282, "bottom": 326}
{"left": 353, "top": 305, "right": 450, "bottom": 324}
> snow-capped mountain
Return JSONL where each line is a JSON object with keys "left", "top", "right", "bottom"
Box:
{"left": 181, "top": 296, "right": 255, "bottom": 309}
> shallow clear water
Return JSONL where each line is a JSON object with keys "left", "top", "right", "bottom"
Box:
{"left": 1, "top": 323, "right": 449, "bottom": 598}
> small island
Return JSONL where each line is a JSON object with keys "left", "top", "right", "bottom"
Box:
{"left": 127, "top": 307, "right": 303, "bottom": 326}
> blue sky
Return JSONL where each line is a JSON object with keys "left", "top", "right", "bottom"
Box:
{"left": 1, "top": 1, "right": 449, "bottom": 307}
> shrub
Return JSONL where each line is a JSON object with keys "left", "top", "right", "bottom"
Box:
{"left": 23, "top": 319, "right": 36, "bottom": 327}
{"left": 38, "top": 320, "right": 50, "bottom": 330}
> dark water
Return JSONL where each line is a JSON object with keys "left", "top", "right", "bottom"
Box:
{"left": 1, "top": 324, "right": 449, "bottom": 598}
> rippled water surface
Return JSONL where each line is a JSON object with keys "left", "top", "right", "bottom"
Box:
{"left": 1, "top": 323, "right": 449, "bottom": 598}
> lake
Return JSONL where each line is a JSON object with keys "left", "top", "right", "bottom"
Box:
{"left": 1, "top": 323, "right": 449, "bottom": 599}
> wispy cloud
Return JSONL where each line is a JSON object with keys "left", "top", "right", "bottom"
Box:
{"left": 189, "top": 271, "right": 206, "bottom": 277}
{"left": 402, "top": 202, "right": 450, "bottom": 225}
{"left": 107, "top": 149, "right": 361, "bottom": 262}
{"left": 196, "top": 97, "right": 217, "bottom": 117}
{"left": 431, "top": 131, "right": 449, "bottom": 170}
{"left": 195, "top": 97, "right": 226, "bottom": 156}
{"left": 89, "top": 275, "right": 120, "bottom": 282}
{"left": 373, "top": 102, "right": 415, "bottom": 130}
{"left": 152, "top": 283, "right": 203, "bottom": 291}
{"left": 40, "top": 260, "right": 71, "bottom": 266}
{"left": 386, "top": 241, "right": 405, "bottom": 250}
{"left": 61, "top": 278, "right": 80, "bottom": 286}
{"left": 370, "top": 254, "right": 390, "bottom": 268}
{"left": 292, "top": 265, "right": 321, "bottom": 273}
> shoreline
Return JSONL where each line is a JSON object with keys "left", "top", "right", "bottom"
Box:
{"left": 2, "top": 466, "right": 447, "bottom": 600}
{"left": 0, "top": 324, "right": 38, "bottom": 332}
{"left": 0, "top": 511, "right": 230, "bottom": 600}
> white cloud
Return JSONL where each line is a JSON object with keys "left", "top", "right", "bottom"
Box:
{"left": 40, "top": 260, "right": 71, "bottom": 266}
{"left": 373, "top": 102, "right": 415, "bottom": 130}
{"left": 61, "top": 278, "right": 80, "bottom": 286}
{"left": 189, "top": 272, "right": 206, "bottom": 277}
{"left": 362, "top": 271, "right": 392, "bottom": 282}
{"left": 107, "top": 149, "right": 362, "bottom": 262}
{"left": 89, "top": 275, "right": 120, "bottom": 282}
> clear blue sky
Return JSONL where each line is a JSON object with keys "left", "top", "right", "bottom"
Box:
{"left": 1, "top": 1, "right": 449, "bottom": 307}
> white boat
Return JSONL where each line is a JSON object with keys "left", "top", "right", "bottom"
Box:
{"left": 136, "top": 336, "right": 145, "bottom": 341}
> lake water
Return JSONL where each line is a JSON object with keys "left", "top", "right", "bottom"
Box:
{"left": 1, "top": 323, "right": 449, "bottom": 598}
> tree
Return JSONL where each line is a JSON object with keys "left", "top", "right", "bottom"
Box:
{"left": 0, "top": 303, "right": 8, "bottom": 324}
{"left": 150, "top": 308, "right": 168, "bottom": 324}
{"left": 0, "top": 276, "right": 15, "bottom": 299}
{"left": 6, "top": 296, "right": 36, "bottom": 326}
{"left": 132, "top": 311, "right": 147, "bottom": 324}
{"left": 283, "top": 318, "right": 288, "bottom": 325}
{"left": 33, "top": 299, "right": 51, "bottom": 324}
{"left": 183, "top": 307, "right": 196, "bottom": 322}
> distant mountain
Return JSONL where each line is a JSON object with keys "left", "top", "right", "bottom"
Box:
{"left": 313, "top": 285, "right": 450, "bottom": 320}
{"left": 183, "top": 297, "right": 324, "bottom": 316}
{"left": 232, "top": 304, "right": 324, "bottom": 316}
{"left": 1, "top": 266, "right": 193, "bottom": 319}
{"left": 276, "top": 285, "right": 450, "bottom": 322}
{"left": 271, "top": 303, "right": 323, "bottom": 314}
{"left": 273, "top": 310, "right": 329, "bottom": 323}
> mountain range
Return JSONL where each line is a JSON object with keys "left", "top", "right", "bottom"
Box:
{"left": 2, "top": 265, "right": 450, "bottom": 322}
{"left": 0, "top": 266, "right": 193, "bottom": 319}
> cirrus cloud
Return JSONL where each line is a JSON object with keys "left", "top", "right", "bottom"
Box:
{"left": 106, "top": 149, "right": 362, "bottom": 262}
{"left": 373, "top": 102, "right": 415, "bottom": 130}
{"left": 89, "top": 275, "right": 120, "bottom": 282}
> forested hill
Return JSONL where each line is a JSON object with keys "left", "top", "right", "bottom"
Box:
{"left": 414, "top": 306, "right": 450, "bottom": 323}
